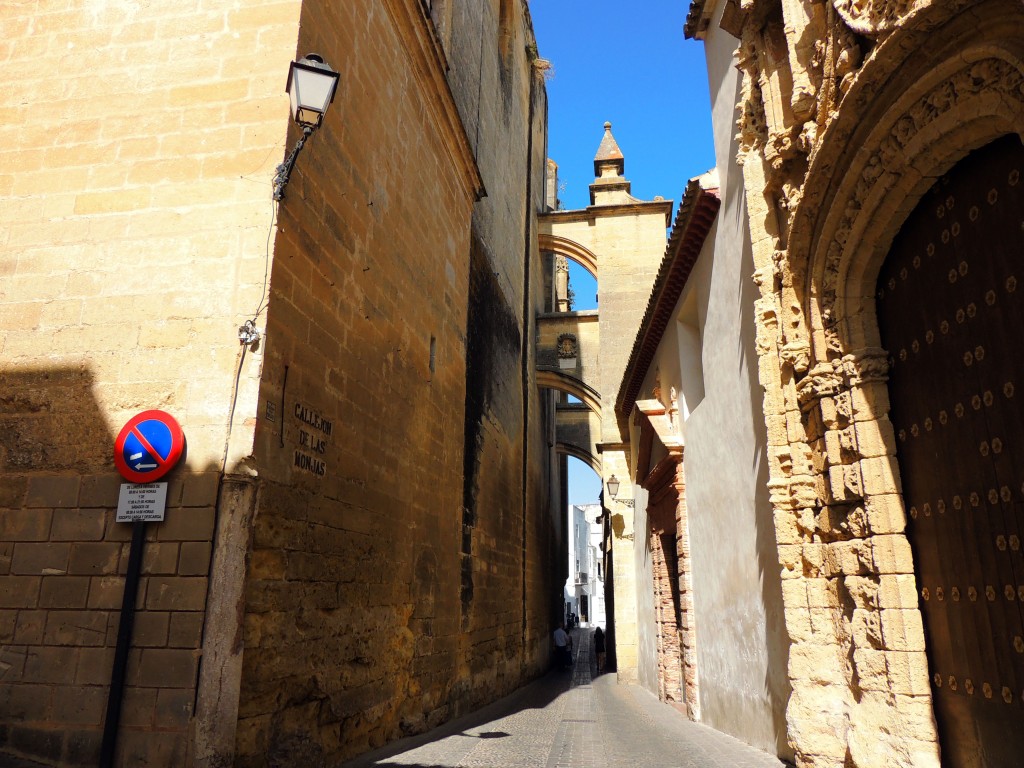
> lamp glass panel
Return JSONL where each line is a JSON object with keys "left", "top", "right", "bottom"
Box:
{"left": 292, "top": 67, "right": 337, "bottom": 125}
{"left": 606, "top": 476, "right": 619, "bottom": 497}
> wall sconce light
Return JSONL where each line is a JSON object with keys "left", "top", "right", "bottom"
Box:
{"left": 273, "top": 53, "right": 340, "bottom": 201}
{"left": 606, "top": 475, "right": 620, "bottom": 499}
{"left": 605, "top": 474, "right": 634, "bottom": 508}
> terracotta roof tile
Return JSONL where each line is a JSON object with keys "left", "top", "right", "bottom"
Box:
{"left": 614, "top": 173, "right": 720, "bottom": 426}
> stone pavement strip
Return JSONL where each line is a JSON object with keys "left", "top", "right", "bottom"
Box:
{"left": 341, "top": 630, "right": 787, "bottom": 768}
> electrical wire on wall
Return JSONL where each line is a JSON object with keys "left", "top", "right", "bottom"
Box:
{"left": 237, "top": 197, "right": 278, "bottom": 349}
{"left": 223, "top": 195, "right": 279, "bottom": 474}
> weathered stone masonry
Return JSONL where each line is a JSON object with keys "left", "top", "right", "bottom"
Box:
{"left": 0, "top": 1, "right": 564, "bottom": 767}
{"left": 718, "top": 0, "right": 1024, "bottom": 765}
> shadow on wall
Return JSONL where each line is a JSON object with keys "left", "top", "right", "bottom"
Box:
{"left": 732, "top": 170, "right": 794, "bottom": 763}
{"left": 0, "top": 365, "right": 225, "bottom": 768}
{"left": 0, "top": 366, "right": 117, "bottom": 476}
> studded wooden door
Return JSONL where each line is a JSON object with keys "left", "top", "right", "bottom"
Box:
{"left": 877, "top": 135, "right": 1024, "bottom": 767}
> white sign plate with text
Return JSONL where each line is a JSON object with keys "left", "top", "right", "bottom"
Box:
{"left": 116, "top": 482, "right": 168, "bottom": 522}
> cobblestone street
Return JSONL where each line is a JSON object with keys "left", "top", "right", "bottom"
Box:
{"left": 341, "top": 630, "right": 787, "bottom": 768}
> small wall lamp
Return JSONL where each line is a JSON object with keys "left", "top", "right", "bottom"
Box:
{"left": 273, "top": 53, "right": 340, "bottom": 201}
{"left": 606, "top": 475, "right": 620, "bottom": 499}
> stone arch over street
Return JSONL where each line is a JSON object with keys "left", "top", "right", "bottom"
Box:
{"left": 537, "top": 369, "right": 604, "bottom": 482}
{"left": 539, "top": 233, "right": 599, "bottom": 278}
{"left": 556, "top": 442, "right": 601, "bottom": 476}
{"left": 536, "top": 370, "right": 601, "bottom": 414}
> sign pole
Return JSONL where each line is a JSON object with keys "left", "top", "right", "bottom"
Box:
{"left": 104, "top": 410, "right": 184, "bottom": 765}
{"left": 99, "top": 519, "right": 147, "bottom": 768}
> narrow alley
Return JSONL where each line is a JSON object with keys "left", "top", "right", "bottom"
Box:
{"left": 341, "top": 630, "right": 787, "bottom": 768}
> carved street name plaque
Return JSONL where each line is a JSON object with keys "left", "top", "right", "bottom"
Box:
{"left": 293, "top": 401, "right": 331, "bottom": 477}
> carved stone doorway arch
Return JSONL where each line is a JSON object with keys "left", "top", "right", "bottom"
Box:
{"left": 746, "top": 2, "right": 1024, "bottom": 765}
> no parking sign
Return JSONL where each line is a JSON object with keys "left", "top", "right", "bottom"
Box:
{"left": 113, "top": 410, "right": 185, "bottom": 484}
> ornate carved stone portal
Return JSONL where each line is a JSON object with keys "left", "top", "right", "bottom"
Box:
{"left": 732, "top": 0, "right": 1024, "bottom": 765}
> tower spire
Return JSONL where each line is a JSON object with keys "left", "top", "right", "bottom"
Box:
{"left": 594, "top": 121, "right": 624, "bottom": 176}
{"left": 590, "top": 121, "right": 633, "bottom": 205}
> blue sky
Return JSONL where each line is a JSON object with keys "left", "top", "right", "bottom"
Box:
{"left": 529, "top": 1, "right": 717, "bottom": 505}
{"left": 530, "top": 2, "right": 716, "bottom": 212}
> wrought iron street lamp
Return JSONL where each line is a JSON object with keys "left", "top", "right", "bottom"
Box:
{"left": 605, "top": 473, "right": 634, "bottom": 508}
{"left": 606, "top": 475, "right": 620, "bottom": 499}
{"left": 273, "top": 53, "right": 340, "bottom": 201}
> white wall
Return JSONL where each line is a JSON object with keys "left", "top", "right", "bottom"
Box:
{"left": 628, "top": 2, "right": 791, "bottom": 757}
{"left": 681, "top": 4, "right": 791, "bottom": 757}
{"left": 631, "top": 485, "right": 657, "bottom": 693}
{"left": 565, "top": 504, "right": 607, "bottom": 625}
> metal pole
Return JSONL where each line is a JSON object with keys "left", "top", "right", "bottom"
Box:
{"left": 99, "top": 520, "right": 147, "bottom": 767}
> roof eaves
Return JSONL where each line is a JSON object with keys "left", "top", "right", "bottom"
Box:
{"left": 614, "top": 176, "right": 721, "bottom": 428}
{"left": 684, "top": 0, "right": 708, "bottom": 39}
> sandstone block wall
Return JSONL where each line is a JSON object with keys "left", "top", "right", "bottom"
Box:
{"left": 234, "top": 0, "right": 561, "bottom": 764}
{"left": 444, "top": 0, "right": 563, "bottom": 701}
{"left": 238, "top": 0, "right": 478, "bottom": 760}
{"left": 1, "top": 1, "right": 297, "bottom": 765}
{"left": 2, "top": 1, "right": 562, "bottom": 766}
{"left": 0, "top": 461, "right": 219, "bottom": 765}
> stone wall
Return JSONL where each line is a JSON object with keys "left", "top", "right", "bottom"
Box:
{"left": 1, "top": 1, "right": 561, "bottom": 766}
{"left": 725, "top": 0, "right": 1024, "bottom": 765}
{"left": 445, "top": 0, "right": 560, "bottom": 712}
{"left": 0, "top": 1, "right": 294, "bottom": 764}
{"left": 233, "top": 0, "right": 560, "bottom": 764}
{"left": 233, "top": 0, "right": 478, "bottom": 761}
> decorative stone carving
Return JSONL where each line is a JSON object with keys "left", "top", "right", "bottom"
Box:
{"left": 820, "top": 59, "right": 1023, "bottom": 313}
{"left": 840, "top": 348, "right": 890, "bottom": 385}
{"left": 797, "top": 362, "right": 842, "bottom": 407}
{"left": 781, "top": 339, "right": 811, "bottom": 373}
{"left": 790, "top": 477, "right": 820, "bottom": 509}
{"left": 831, "top": 0, "right": 913, "bottom": 37}
{"left": 834, "top": 22, "right": 864, "bottom": 97}
{"left": 561, "top": 335, "right": 577, "bottom": 360}
{"left": 554, "top": 254, "right": 569, "bottom": 273}
{"left": 556, "top": 333, "right": 578, "bottom": 364}
{"left": 736, "top": 36, "right": 768, "bottom": 160}
{"left": 797, "top": 120, "right": 817, "bottom": 155}
{"left": 730, "top": 6, "right": 1024, "bottom": 765}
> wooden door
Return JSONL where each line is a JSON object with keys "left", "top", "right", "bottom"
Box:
{"left": 877, "top": 134, "right": 1024, "bottom": 766}
{"left": 647, "top": 459, "right": 685, "bottom": 707}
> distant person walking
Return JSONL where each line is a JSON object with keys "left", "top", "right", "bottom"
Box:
{"left": 593, "top": 626, "right": 606, "bottom": 672}
{"left": 553, "top": 623, "right": 573, "bottom": 671}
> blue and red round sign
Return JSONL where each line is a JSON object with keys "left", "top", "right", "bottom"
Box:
{"left": 113, "top": 410, "right": 185, "bottom": 483}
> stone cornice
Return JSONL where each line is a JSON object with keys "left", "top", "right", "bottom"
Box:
{"left": 539, "top": 199, "right": 674, "bottom": 227}
{"left": 536, "top": 309, "right": 599, "bottom": 320}
{"left": 380, "top": 0, "right": 486, "bottom": 201}
{"left": 615, "top": 177, "right": 720, "bottom": 425}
